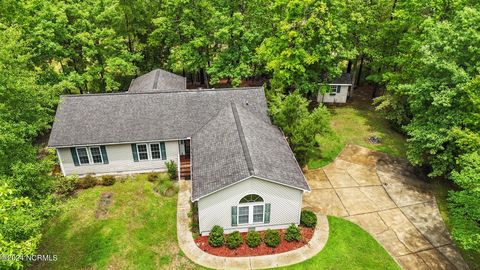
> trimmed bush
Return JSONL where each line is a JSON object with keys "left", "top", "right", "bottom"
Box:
{"left": 101, "top": 175, "right": 116, "bottom": 186}
{"left": 54, "top": 175, "right": 79, "bottom": 196}
{"left": 301, "top": 210, "right": 317, "bottom": 228}
{"left": 208, "top": 225, "right": 225, "bottom": 247}
{"left": 246, "top": 231, "right": 261, "bottom": 248}
{"left": 264, "top": 229, "right": 280, "bottom": 248}
{"left": 77, "top": 175, "right": 97, "bottom": 189}
{"left": 165, "top": 160, "right": 178, "bottom": 180}
{"left": 284, "top": 224, "right": 302, "bottom": 242}
{"left": 226, "top": 231, "right": 243, "bottom": 249}
{"left": 147, "top": 173, "right": 159, "bottom": 182}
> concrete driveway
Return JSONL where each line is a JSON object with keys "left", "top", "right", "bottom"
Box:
{"left": 303, "top": 144, "right": 469, "bottom": 270}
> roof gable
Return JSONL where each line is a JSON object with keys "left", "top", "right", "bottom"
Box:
{"left": 191, "top": 103, "right": 309, "bottom": 200}
{"left": 128, "top": 69, "right": 186, "bottom": 92}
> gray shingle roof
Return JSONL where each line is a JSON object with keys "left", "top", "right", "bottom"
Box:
{"left": 191, "top": 103, "right": 310, "bottom": 200}
{"left": 332, "top": 73, "right": 352, "bottom": 85}
{"left": 128, "top": 69, "right": 186, "bottom": 92}
{"left": 48, "top": 88, "right": 268, "bottom": 147}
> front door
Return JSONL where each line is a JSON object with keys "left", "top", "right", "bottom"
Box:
{"left": 179, "top": 140, "right": 190, "bottom": 159}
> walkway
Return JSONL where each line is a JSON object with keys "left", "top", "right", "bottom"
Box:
{"left": 303, "top": 144, "right": 469, "bottom": 270}
{"left": 177, "top": 180, "right": 329, "bottom": 270}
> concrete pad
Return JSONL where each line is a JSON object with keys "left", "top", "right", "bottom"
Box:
{"left": 379, "top": 175, "right": 433, "bottom": 207}
{"left": 417, "top": 249, "right": 456, "bottom": 270}
{"left": 323, "top": 165, "right": 358, "bottom": 188}
{"left": 305, "top": 170, "right": 332, "bottom": 189}
{"left": 401, "top": 201, "right": 451, "bottom": 247}
{"left": 346, "top": 162, "right": 381, "bottom": 186}
{"left": 437, "top": 245, "right": 470, "bottom": 270}
{"left": 396, "top": 253, "right": 430, "bottom": 270}
{"left": 303, "top": 189, "right": 348, "bottom": 216}
{"left": 337, "top": 144, "right": 380, "bottom": 168}
{"left": 375, "top": 229, "right": 411, "bottom": 256}
{"left": 346, "top": 213, "right": 388, "bottom": 235}
{"left": 335, "top": 186, "right": 395, "bottom": 215}
{"left": 378, "top": 209, "right": 432, "bottom": 252}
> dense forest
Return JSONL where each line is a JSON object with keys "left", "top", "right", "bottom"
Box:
{"left": 0, "top": 0, "right": 479, "bottom": 268}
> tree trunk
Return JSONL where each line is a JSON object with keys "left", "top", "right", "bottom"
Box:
{"left": 347, "top": 60, "right": 353, "bottom": 73}
{"left": 357, "top": 56, "right": 364, "bottom": 87}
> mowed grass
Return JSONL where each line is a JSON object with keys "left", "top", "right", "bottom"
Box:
{"left": 308, "top": 103, "right": 406, "bottom": 169}
{"left": 30, "top": 175, "right": 200, "bottom": 270}
{"left": 278, "top": 216, "right": 401, "bottom": 270}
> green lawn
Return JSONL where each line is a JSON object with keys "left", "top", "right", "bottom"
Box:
{"left": 30, "top": 175, "right": 199, "bottom": 270}
{"left": 31, "top": 177, "right": 400, "bottom": 270}
{"left": 278, "top": 216, "right": 400, "bottom": 270}
{"left": 308, "top": 104, "right": 407, "bottom": 169}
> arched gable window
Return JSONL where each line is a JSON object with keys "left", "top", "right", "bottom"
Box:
{"left": 239, "top": 194, "right": 263, "bottom": 204}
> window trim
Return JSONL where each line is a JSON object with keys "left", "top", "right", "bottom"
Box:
{"left": 136, "top": 142, "right": 163, "bottom": 161}
{"left": 89, "top": 146, "right": 103, "bottom": 164}
{"left": 76, "top": 146, "right": 104, "bottom": 165}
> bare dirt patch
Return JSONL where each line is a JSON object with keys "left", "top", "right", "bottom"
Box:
{"left": 95, "top": 192, "right": 113, "bottom": 219}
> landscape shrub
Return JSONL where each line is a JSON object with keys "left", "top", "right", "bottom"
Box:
{"left": 246, "top": 231, "right": 261, "bottom": 248}
{"left": 54, "top": 175, "right": 79, "bottom": 196}
{"left": 157, "top": 180, "right": 178, "bottom": 196}
{"left": 301, "top": 210, "right": 317, "bottom": 228}
{"left": 226, "top": 231, "right": 243, "bottom": 249}
{"left": 77, "top": 175, "right": 97, "bottom": 189}
{"left": 284, "top": 224, "right": 302, "bottom": 242}
{"left": 101, "top": 175, "right": 116, "bottom": 186}
{"left": 147, "top": 173, "right": 159, "bottom": 182}
{"left": 165, "top": 160, "right": 178, "bottom": 180}
{"left": 264, "top": 229, "right": 280, "bottom": 247}
{"left": 208, "top": 225, "right": 225, "bottom": 247}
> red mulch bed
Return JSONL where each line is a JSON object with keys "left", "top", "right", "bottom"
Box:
{"left": 194, "top": 227, "right": 314, "bottom": 257}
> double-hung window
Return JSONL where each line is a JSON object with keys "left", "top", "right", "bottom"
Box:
{"left": 238, "top": 194, "right": 265, "bottom": 225}
{"left": 137, "top": 144, "right": 149, "bottom": 160}
{"left": 329, "top": 85, "right": 340, "bottom": 96}
{"left": 75, "top": 146, "right": 104, "bottom": 165}
{"left": 76, "top": 147, "right": 90, "bottom": 165}
{"left": 136, "top": 142, "right": 164, "bottom": 161}
{"left": 89, "top": 147, "right": 103, "bottom": 164}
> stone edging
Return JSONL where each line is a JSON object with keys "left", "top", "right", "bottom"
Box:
{"left": 177, "top": 180, "right": 330, "bottom": 269}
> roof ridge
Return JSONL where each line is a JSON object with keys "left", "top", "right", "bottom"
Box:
{"left": 231, "top": 102, "right": 255, "bottom": 175}
{"left": 60, "top": 87, "right": 264, "bottom": 98}
{"left": 152, "top": 69, "right": 160, "bottom": 90}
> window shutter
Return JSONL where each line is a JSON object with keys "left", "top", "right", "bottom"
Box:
{"left": 336, "top": 86, "right": 341, "bottom": 93}
{"left": 160, "top": 142, "right": 166, "bottom": 160}
{"left": 131, "top": 144, "right": 138, "bottom": 162}
{"left": 100, "top": 146, "right": 109, "bottom": 164}
{"left": 231, "top": 206, "right": 237, "bottom": 227}
{"left": 264, "top": 203, "right": 271, "bottom": 224}
{"left": 70, "top": 147, "right": 80, "bottom": 166}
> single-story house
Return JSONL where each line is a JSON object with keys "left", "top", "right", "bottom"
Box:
{"left": 317, "top": 73, "right": 353, "bottom": 103}
{"left": 48, "top": 69, "right": 310, "bottom": 235}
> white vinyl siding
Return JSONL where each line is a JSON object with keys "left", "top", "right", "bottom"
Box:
{"left": 57, "top": 141, "right": 179, "bottom": 176}
{"left": 198, "top": 177, "right": 303, "bottom": 235}
{"left": 318, "top": 85, "right": 350, "bottom": 103}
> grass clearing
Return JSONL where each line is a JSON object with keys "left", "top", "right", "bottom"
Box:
{"left": 30, "top": 175, "right": 200, "bottom": 270}
{"left": 308, "top": 96, "right": 406, "bottom": 169}
{"left": 277, "top": 216, "right": 401, "bottom": 270}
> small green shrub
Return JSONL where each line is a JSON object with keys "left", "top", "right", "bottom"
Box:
{"left": 101, "top": 175, "right": 116, "bottom": 186}
{"left": 264, "top": 229, "right": 280, "bottom": 247}
{"left": 147, "top": 173, "right": 159, "bottom": 182}
{"left": 165, "top": 160, "right": 178, "bottom": 180}
{"left": 300, "top": 210, "right": 317, "bottom": 228}
{"left": 284, "top": 224, "right": 302, "bottom": 242}
{"left": 208, "top": 225, "right": 225, "bottom": 247}
{"left": 54, "top": 175, "right": 79, "bottom": 196}
{"left": 226, "top": 231, "right": 243, "bottom": 249}
{"left": 157, "top": 180, "right": 178, "bottom": 197}
{"left": 77, "top": 175, "right": 97, "bottom": 189}
{"left": 246, "top": 231, "right": 261, "bottom": 248}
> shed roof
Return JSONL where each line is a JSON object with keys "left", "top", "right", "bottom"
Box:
{"left": 332, "top": 73, "right": 352, "bottom": 85}
{"left": 48, "top": 88, "right": 268, "bottom": 147}
{"left": 191, "top": 103, "right": 310, "bottom": 200}
{"left": 128, "top": 69, "right": 186, "bottom": 92}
